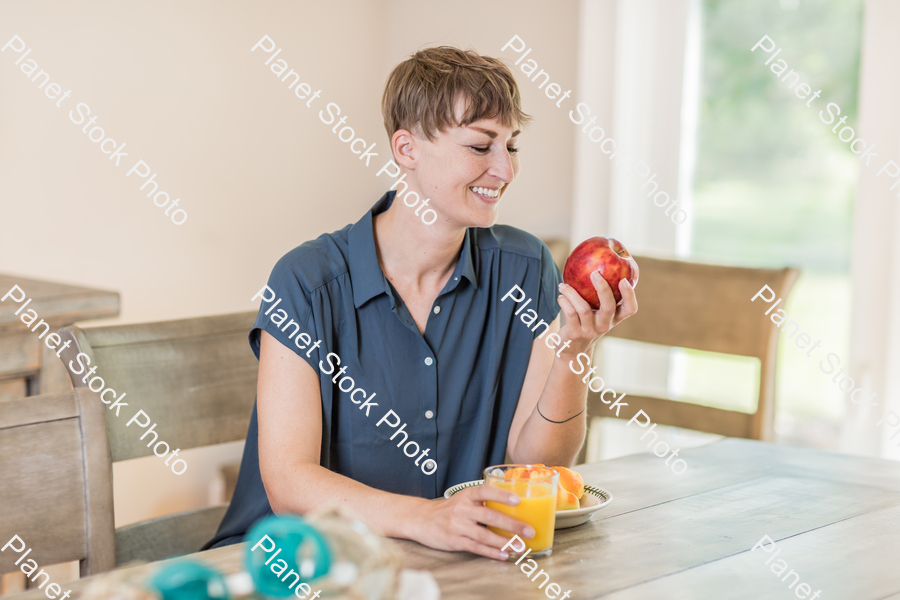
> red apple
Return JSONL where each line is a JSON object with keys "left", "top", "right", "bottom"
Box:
{"left": 563, "top": 237, "right": 639, "bottom": 308}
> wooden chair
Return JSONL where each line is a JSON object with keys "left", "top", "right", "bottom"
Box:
{"left": 542, "top": 238, "right": 570, "bottom": 273}
{"left": 57, "top": 312, "right": 259, "bottom": 566}
{"left": 576, "top": 255, "right": 799, "bottom": 464}
{"left": 0, "top": 388, "right": 115, "bottom": 578}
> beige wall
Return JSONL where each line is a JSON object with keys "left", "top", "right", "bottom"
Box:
{"left": 0, "top": 0, "right": 579, "bottom": 527}
{"left": 1, "top": 0, "right": 389, "bottom": 325}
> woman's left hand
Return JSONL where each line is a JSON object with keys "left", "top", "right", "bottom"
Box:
{"left": 556, "top": 273, "right": 638, "bottom": 355}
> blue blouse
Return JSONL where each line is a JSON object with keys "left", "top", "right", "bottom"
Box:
{"left": 205, "top": 191, "right": 562, "bottom": 548}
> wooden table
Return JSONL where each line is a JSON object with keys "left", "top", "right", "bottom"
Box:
{"left": 0, "top": 274, "right": 119, "bottom": 400}
{"left": 17, "top": 438, "right": 900, "bottom": 599}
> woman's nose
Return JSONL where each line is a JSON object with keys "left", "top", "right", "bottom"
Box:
{"left": 490, "top": 147, "right": 516, "bottom": 182}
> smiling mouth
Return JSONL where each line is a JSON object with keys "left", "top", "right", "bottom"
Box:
{"left": 470, "top": 185, "right": 504, "bottom": 199}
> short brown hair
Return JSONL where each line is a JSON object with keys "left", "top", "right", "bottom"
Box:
{"left": 382, "top": 46, "right": 531, "bottom": 141}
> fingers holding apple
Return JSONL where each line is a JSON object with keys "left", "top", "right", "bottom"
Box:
{"left": 557, "top": 278, "right": 609, "bottom": 339}
{"left": 613, "top": 278, "right": 638, "bottom": 326}
{"left": 589, "top": 270, "right": 620, "bottom": 316}
{"left": 563, "top": 237, "right": 639, "bottom": 308}
{"left": 561, "top": 236, "right": 639, "bottom": 329}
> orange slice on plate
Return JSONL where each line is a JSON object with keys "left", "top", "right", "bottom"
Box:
{"left": 552, "top": 466, "right": 585, "bottom": 500}
{"left": 556, "top": 487, "right": 580, "bottom": 511}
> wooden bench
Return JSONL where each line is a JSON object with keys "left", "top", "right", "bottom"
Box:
{"left": 0, "top": 389, "right": 115, "bottom": 579}
{"left": 58, "top": 311, "right": 258, "bottom": 566}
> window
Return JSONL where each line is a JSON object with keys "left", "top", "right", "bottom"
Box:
{"left": 686, "top": 0, "right": 865, "bottom": 447}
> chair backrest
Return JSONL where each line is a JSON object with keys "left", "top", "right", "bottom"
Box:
{"left": 57, "top": 311, "right": 259, "bottom": 565}
{"left": 577, "top": 255, "right": 799, "bottom": 462}
{"left": 0, "top": 388, "right": 115, "bottom": 577}
{"left": 112, "top": 505, "right": 230, "bottom": 566}
{"left": 542, "top": 238, "right": 571, "bottom": 273}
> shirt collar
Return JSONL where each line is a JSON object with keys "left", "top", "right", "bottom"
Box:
{"left": 449, "top": 228, "right": 478, "bottom": 292}
{"left": 348, "top": 191, "right": 478, "bottom": 309}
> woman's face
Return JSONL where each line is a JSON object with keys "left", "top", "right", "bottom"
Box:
{"left": 407, "top": 110, "right": 521, "bottom": 229}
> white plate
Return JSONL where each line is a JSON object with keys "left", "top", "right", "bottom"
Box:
{"left": 442, "top": 481, "right": 613, "bottom": 529}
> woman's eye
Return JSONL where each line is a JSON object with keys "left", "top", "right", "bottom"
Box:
{"left": 469, "top": 145, "right": 519, "bottom": 154}
{"left": 469, "top": 146, "right": 519, "bottom": 154}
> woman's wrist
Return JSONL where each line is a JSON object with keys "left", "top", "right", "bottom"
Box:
{"left": 555, "top": 337, "right": 596, "bottom": 360}
{"left": 383, "top": 494, "right": 431, "bottom": 540}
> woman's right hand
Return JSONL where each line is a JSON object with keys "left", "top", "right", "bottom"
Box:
{"left": 406, "top": 486, "right": 535, "bottom": 560}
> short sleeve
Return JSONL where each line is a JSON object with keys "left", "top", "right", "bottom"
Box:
{"left": 534, "top": 241, "right": 563, "bottom": 336}
{"left": 248, "top": 252, "right": 322, "bottom": 372}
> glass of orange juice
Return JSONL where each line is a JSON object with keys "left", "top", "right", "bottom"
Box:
{"left": 483, "top": 464, "right": 558, "bottom": 558}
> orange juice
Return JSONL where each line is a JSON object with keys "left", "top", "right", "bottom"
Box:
{"left": 485, "top": 480, "right": 557, "bottom": 553}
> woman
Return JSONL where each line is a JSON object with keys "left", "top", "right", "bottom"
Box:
{"left": 206, "top": 45, "right": 637, "bottom": 560}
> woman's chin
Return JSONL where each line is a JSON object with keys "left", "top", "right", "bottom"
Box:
{"left": 440, "top": 203, "right": 500, "bottom": 229}
{"left": 467, "top": 205, "right": 500, "bottom": 228}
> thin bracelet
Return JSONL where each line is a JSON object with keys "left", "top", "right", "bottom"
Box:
{"left": 536, "top": 403, "right": 585, "bottom": 424}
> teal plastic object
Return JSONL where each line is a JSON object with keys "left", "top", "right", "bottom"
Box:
{"left": 245, "top": 515, "right": 332, "bottom": 598}
{"left": 148, "top": 560, "right": 230, "bottom": 600}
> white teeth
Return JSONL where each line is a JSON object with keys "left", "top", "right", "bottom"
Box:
{"left": 470, "top": 186, "right": 500, "bottom": 198}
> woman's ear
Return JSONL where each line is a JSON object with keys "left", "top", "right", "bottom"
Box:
{"left": 391, "top": 129, "right": 418, "bottom": 170}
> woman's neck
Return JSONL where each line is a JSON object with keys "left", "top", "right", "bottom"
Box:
{"left": 373, "top": 195, "right": 466, "bottom": 294}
